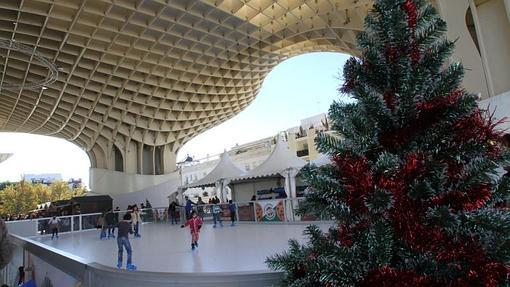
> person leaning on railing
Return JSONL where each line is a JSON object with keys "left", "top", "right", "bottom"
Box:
{"left": 0, "top": 218, "right": 13, "bottom": 269}
{"left": 196, "top": 197, "right": 205, "bottom": 219}
{"left": 131, "top": 206, "right": 142, "bottom": 238}
{"left": 228, "top": 200, "right": 236, "bottom": 226}
{"left": 168, "top": 200, "right": 179, "bottom": 224}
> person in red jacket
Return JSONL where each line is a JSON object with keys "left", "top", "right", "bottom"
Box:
{"left": 181, "top": 211, "right": 202, "bottom": 250}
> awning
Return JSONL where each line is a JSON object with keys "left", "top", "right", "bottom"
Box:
{"left": 232, "top": 135, "right": 306, "bottom": 181}
{"left": 184, "top": 151, "right": 245, "bottom": 188}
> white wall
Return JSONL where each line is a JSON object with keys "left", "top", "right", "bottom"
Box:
{"left": 505, "top": 0, "right": 510, "bottom": 21}
{"left": 479, "top": 90, "right": 510, "bottom": 131}
{"left": 90, "top": 168, "right": 178, "bottom": 195}
{"left": 436, "top": 0, "right": 490, "bottom": 98}
{"left": 232, "top": 182, "right": 255, "bottom": 202}
{"left": 108, "top": 173, "right": 181, "bottom": 209}
{"left": 89, "top": 168, "right": 180, "bottom": 208}
{"left": 476, "top": 0, "right": 510, "bottom": 95}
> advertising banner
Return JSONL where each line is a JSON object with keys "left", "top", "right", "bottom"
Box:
{"left": 256, "top": 200, "right": 285, "bottom": 222}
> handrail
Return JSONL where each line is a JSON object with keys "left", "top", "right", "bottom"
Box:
{"left": 4, "top": 198, "right": 305, "bottom": 222}
{"left": 6, "top": 198, "right": 325, "bottom": 239}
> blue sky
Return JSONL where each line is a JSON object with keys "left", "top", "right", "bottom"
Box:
{"left": 178, "top": 52, "right": 351, "bottom": 160}
{"left": 0, "top": 52, "right": 350, "bottom": 187}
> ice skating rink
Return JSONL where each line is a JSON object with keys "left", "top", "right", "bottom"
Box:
{"left": 32, "top": 223, "right": 330, "bottom": 273}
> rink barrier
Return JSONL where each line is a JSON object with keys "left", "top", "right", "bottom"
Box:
{"left": 5, "top": 233, "right": 284, "bottom": 287}
{"left": 2, "top": 198, "right": 329, "bottom": 286}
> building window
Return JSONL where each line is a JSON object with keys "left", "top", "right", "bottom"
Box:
{"left": 297, "top": 149, "right": 309, "bottom": 157}
{"left": 113, "top": 145, "right": 123, "bottom": 172}
{"left": 142, "top": 145, "right": 154, "bottom": 175}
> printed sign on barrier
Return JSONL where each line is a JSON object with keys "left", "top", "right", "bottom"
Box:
{"left": 256, "top": 200, "right": 285, "bottom": 222}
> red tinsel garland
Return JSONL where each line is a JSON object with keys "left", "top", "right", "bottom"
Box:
{"left": 339, "top": 219, "right": 371, "bottom": 247}
{"left": 383, "top": 90, "right": 396, "bottom": 110}
{"left": 384, "top": 154, "right": 507, "bottom": 285}
{"left": 411, "top": 43, "right": 420, "bottom": 63}
{"left": 333, "top": 153, "right": 373, "bottom": 213}
{"left": 385, "top": 44, "right": 398, "bottom": 63}
{"left": 402, "top": 0, "right": 420, "bottom": 64}
{"left": 454, "top": 108, "right": 505, "bottom": 144}
{"left": 332, "top": 148, "right": 509, "bottom": 286}
{"left": 430, "top": 184, "right": 492, "bottom": 212}
{"left": 360, "top": 266, "right": 431, "bottom": 287}
{"left": 416, "top": 89, "right": 463, "bottom": 111}
{"left": 402, "top": 0, "right": 417, "bottom": 29}
{"left": 379, "top": 89, "right": 463, "bottom": 149}
{"left": 445, "top": 160, "right": 464, "bottom": 181}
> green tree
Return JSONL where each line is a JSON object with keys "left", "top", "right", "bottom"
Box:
{"left": 0, "top": 180, "right": 87, "bottom": 216}
{"left": 0, "top": 181, "right": 38, "bottom": 215}
{"left": 33, "top": 183, "right": 52, "bottom": 204}
{"left": 71, "top": 185, "right": 87, "bottom": 198}
{"left": 49, "top": 181, "right": 72, "bottom": 201}
{"left": 267, "top": 0, "right": 510, "bottom": 286}
{"left": 0, "top": 181, "right": 14, "bottom": 191}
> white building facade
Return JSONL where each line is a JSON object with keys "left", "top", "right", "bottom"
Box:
{"left": 179, "top": 113, "right": 332, "bottom": 198}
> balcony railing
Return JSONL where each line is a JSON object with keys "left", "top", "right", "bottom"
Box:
{"left": 296, "top": 149, "right": 309, "bottom": 157}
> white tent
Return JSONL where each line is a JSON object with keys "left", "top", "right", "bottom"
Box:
{"left": 182, "top": 151, "right": 245, "bottom": 201}
{"left": 233, "top": 135, "right": 306, "bottom": 198}
{"left": 311, "top": 153, "right": 332, "bottom": 166}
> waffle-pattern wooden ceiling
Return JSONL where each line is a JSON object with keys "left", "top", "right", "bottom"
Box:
{"left": 0, "top": 0, "right": 369, "bottom": 156}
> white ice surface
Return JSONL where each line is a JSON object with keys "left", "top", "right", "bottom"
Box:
{"left": 32, "top": 223, "right": 331, "bottom": 273}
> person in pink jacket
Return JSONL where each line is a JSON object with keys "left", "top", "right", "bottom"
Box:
{"left": 181, "top": 211, "right": 202, "bottom": 250}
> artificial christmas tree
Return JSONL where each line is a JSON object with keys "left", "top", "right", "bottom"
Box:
{"left": 267, "top": 0, "right": 510, "bottom": 286}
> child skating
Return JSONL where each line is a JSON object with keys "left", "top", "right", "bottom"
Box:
{"left": 117, "top": 213, "right": 137, "bottom": 270}
{"left": 181, "top": 211, "right": 202, "bottom": 251}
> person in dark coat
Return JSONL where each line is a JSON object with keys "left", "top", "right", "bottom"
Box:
{"left": 117, "top": 213, "right": 136, "bottom": 270}
{"left": 105, "top": 209, "right": 116, "bottom": 239}
{"left": 168, "top": 200, "right": 179, "bottom": 224}
{"left": 114, "top": 206, "right": 120, "bottom": 225}
{"left": 184, "top": 196, "right": 195, "bottom": 219}
{"left": 228, "top": 200, "right": 237, "bottom": 226}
